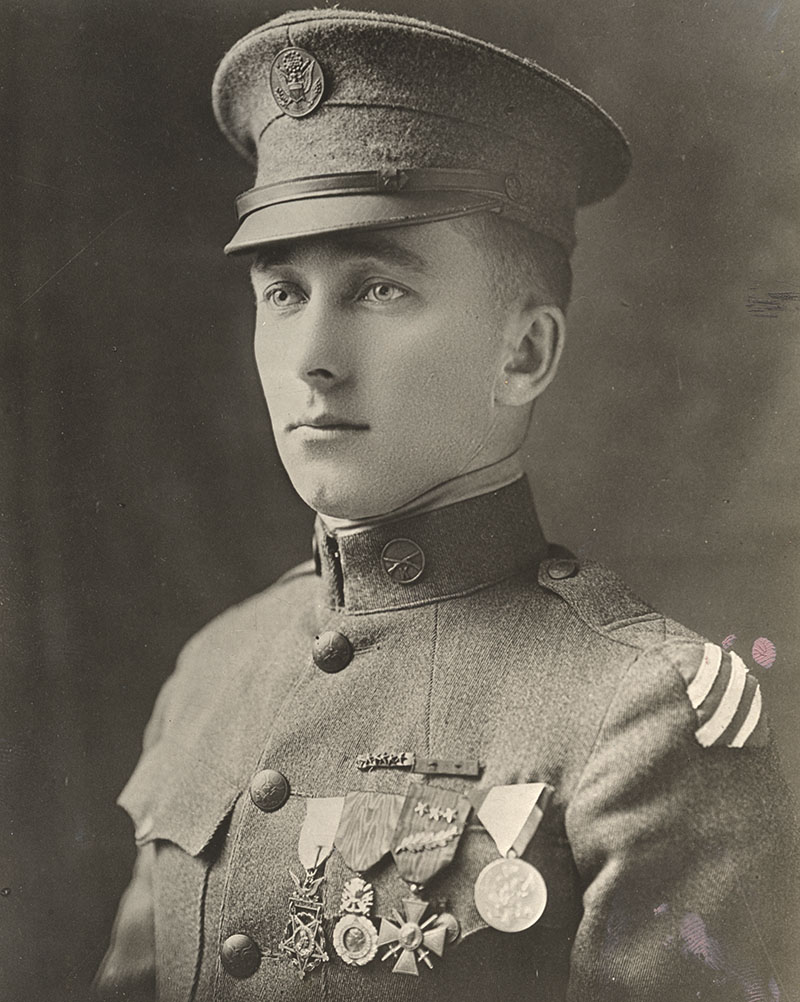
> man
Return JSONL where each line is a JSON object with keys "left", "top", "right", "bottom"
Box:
{"left": 95, "top": 9, "right": 796, "bottom": 1001}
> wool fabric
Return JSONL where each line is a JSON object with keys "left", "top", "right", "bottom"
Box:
{"left": 212, "top": 9, "right": 631, "bottom": 255}
{"left": 94, "top": 481, "right": 797, "bottom": 1001}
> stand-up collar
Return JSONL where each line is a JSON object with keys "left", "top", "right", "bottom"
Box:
{"left": 313, "top": 477, "right": 547, "bottom": 614}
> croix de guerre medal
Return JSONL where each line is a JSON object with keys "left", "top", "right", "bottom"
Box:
{"left": 279, "top": 797, "right": 344, "bottom": 977}
{"left": 375, "top": 782, "right": 468, "bottom": 975}
{"left": 376, "top": 896, "right": 458, "bottom": 975}
{"left": 472, "top": 783, "right": 552, "bottom": 933}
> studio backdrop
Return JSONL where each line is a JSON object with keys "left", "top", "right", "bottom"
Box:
{"left": 3, "top": 1, "right": 798, "bottom": 999}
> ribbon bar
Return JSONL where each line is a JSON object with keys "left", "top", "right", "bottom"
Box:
{"left": 414, "top": 756, "right": 481, "bottom": 778}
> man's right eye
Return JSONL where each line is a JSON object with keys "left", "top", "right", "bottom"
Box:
{"left": 263, "top": 283, "right": 306, "bottom": 308}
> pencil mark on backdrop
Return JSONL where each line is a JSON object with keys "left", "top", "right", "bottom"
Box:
{"left": 21, "top": 209, "right": 134, "bottom": 306}
{"left": 745, "top": 289, "right": 800, "bottom": 320}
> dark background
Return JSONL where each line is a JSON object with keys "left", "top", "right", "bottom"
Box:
{"left": 2, "top": 0, "right": 798, "bottom": 998}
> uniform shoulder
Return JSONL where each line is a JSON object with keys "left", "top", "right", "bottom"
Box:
{"left": 170, "top": 558, "right": 317, "bottom": 680}
{"left": 537, "top": 554, "right": 702, "bottom": 650}
{"left": 136, "top": 556, "right": 318, "bottom": 752}
{"left": 196, "top": 558, "right": 315, "bottom": 634}
{"left": 536, "top": 556, "right": 770, "bottom": 751}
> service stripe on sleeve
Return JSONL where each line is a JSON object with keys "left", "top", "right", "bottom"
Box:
{"left": 687, "top": 643, "right": 723, "bottom": 708}
{"left": 693, "top": 650, "right": 733, "bottom": 727}
{"left": 683, "top": 645, "right": 766, "bottom": 749}
{"left": 729, "top": 684, "right": 762, "bottom": 748}
{"left": 695, "top": 653, "right": 747, "bottom": 747}
{"left": 716, "top": 671, "right": 759, "bottom": 746}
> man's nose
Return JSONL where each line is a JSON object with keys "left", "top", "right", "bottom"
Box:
{"left": 294, "top": 299, "right": 351, "bottom": 388}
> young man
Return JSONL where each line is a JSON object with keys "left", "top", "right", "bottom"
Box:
{"left": 95, "top": 9, "right": 796, "bottom": 1001}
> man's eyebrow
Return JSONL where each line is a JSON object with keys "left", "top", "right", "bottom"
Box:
{"left": 339, "top": 233, "right": 429, "bottom": 273}
{"left": 251, "top": 246, "right": 293, "bottom": 273}
{"left": 249, "top": 232, "right": 429, "bottom": 274}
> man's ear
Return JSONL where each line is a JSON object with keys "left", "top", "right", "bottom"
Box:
{"left": 493, "top": 303, "right": 566, "bottom": 406}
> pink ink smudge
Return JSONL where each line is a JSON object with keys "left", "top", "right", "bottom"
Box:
{"left": 752, "top": 637, "right": 777, "bottom": 668}
{"left": 679, "top": 913, "right": 724, "bottom": 971}
{"left": 679, "top": 912, "right": 778, "bottom": 1000}
{"left": 721, "top": 634, "right": 737, "bottom": 651}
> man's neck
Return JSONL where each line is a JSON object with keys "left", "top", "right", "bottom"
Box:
{"left": 319, "top": 453, "right": 524, "bottom": 536}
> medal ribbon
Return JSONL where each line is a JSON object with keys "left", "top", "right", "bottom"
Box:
{"left": 475, "top": 783, "right": 552, "bottom": 858}
{"left": 298, "top": 797, "right": 346, "bottom": 870}
{"left": 334, "top": 791, "right": 405, "bottom": 873}
{"left": 391, "top": 781, "right": 472, "bottom": 888}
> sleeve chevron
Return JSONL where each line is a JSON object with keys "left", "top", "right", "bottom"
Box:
{"left": 681, "top": 643, "right": 767, "bottom": 748}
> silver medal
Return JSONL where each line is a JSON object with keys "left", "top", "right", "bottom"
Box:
{"left": 473, "top": 856, "right": 547, "bottom": 933}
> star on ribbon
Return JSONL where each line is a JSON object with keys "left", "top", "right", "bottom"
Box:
{"left": 376, "top": 898, "right": 448, "bottom": 975}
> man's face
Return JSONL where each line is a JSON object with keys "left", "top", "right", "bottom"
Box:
{"left": 250, "top": 219, "right": 518, "bottom": 519}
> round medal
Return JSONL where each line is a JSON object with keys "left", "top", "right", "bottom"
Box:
{"left": 473, "top": 857, "right": 547, "bottom": 933}
{"left": 332, "top": 914, "right": 378, "bottom": 966}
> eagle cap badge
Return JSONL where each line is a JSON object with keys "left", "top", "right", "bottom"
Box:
{"left": 270, "top": 47, "right": 325, "bottom": 118}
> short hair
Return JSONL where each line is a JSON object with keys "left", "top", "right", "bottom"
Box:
{"left": 451, "top": 211, "right": 573, "bottom": 311}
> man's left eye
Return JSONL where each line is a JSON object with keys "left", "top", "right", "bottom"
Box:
{"left": 360, "top": 282, "right": 406, "bottom": 303}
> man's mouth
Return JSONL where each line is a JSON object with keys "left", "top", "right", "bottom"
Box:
{"left": 287, "top": 415, "right": 370, "bottom": 432}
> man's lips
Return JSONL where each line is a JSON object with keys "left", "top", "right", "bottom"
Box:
{"left": 287, "top": 416, "right": 370, "bottom": 432}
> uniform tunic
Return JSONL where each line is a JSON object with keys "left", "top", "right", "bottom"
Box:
{"left": 95, "top": 479, "right": 797, "bottom": 1001}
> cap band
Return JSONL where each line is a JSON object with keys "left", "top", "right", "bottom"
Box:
{"left": 234, "top": 168, "right": 511, "bottom": 222}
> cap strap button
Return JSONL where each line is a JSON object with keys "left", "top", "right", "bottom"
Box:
{"left": 505, "top": 174, "right": 523, "bottom": 200}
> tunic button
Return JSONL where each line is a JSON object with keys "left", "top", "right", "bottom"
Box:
{"left": 312, "top": 631, "right": 354, "bottom": 673}
{"left": 547, "top": 558, "right": 579, "bottom": 580}
{"left": 249, "top": 769, "right": 290, "bottom": 812}
{"left": 220, "top": 933, "right": 260, "bottom": 978}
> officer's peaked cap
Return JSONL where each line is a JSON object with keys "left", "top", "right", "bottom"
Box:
{"left": 213, "top": 9, "right": 630, "bottom": 256}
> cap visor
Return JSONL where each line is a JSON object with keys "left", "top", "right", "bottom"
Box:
{"left": 224, "top": 190, "right": 503, "bottom": 254}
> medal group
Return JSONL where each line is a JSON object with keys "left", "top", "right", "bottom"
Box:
{"left": 278, "top": 778, "right": 551, "bottom": 978}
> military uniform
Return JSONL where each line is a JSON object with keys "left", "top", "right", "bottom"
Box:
{"left": 95, "top": 478, "right": 796, "bottom": 1001}
{"left": 96, "top": 10, "right": 797, "bottom": 1001}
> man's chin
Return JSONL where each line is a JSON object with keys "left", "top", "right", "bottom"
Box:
{"left": 288, "top": 474, "right": 405, "bottom": 521}
{"left": 300, "top": 491, "right": 385, "bottom": 521}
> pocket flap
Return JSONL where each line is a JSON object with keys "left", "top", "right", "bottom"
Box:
{"left": 118, "top": 740, "right": 242, "bottom": 857}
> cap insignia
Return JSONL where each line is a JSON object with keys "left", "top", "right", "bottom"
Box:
{"left": 270, "top": 47, "right": 325, "bottom": 118}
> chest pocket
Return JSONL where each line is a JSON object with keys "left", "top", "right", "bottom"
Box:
{"left": 119, "top": 739, "right": 242, "bottom": 854}
{"left": 118, "top": 739, "right": 244, "bottom": 1002}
